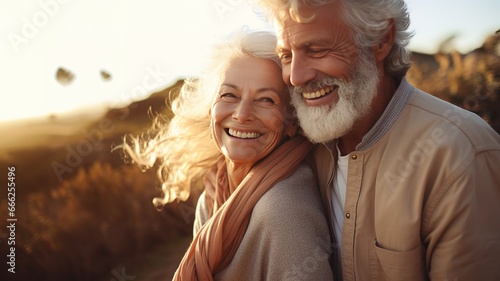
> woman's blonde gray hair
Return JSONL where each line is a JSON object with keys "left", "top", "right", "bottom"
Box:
{"left": 119, "top": 29, "right": 282, "bottom": 207}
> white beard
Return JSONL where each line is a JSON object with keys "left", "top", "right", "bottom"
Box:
{"left": 291, "top": 50, "right": 379, "bottom": 143}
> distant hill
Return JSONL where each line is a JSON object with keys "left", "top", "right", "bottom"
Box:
{"left": 103, "top": 79, "right": 183, "bottom": 128}
{"left": 0, "top": 79, "right": 185, "bottom": 194}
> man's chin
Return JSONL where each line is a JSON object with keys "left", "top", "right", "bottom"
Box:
{"left": 302, "top": 127, "right": 350, "bottom": 144}
{"left": 294, "top": 101, "right": 355, "bottom": 143}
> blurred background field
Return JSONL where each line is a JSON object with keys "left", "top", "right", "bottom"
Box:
{"left": 0, "top": 79, "right": 203, "bottom": 281}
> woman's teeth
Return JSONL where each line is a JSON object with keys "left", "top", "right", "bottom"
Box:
{"left": 228, "top": 128, "right": 261, "bottom": 139}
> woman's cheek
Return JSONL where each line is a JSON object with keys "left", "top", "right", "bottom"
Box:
{"left": 262, "top": 107, "right": 287, "bottom": 132}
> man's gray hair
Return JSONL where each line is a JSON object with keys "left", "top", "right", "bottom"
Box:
{"left": 257, "top": 0, "right": 414, "bottom": 77}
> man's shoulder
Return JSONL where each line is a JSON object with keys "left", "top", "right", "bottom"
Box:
{"left": 402, "top": 88, "right": 500, "bottom": 151}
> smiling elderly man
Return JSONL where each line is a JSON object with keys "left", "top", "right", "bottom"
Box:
{"left": 256, "top": 0, "right": 500, "bottom": 280}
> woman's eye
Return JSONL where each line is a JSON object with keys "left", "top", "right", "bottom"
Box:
{"left": 279, "top": 53, "right": 292, "bottom": 64}
{"left": 220, "top": 93, "right": 237, "bottom": 100}
{"left": 258, "top": 97, "right": 275, "bottom": 104}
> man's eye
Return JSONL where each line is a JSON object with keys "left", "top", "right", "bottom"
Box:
{"left": 308, "top": 49, "right": 329, "bottom": 57}
{"left": 280, "top": 53, "right": 292, "bottom": 64}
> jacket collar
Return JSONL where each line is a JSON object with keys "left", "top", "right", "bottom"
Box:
{"left": 356, "top": 77, "right": 414, "bottom": 151}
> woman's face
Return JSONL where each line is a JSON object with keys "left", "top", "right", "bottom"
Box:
{"left": 211, "top": 56, "right": 295, "bottom": 166}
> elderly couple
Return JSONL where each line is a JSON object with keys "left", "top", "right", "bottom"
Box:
{"left": 121, "top": 0, "right": 500, "bottom": 280}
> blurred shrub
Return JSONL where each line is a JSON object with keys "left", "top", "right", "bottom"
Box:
{"left": 4, "top": 162, "right": 198, "bottom": 281}
{"left": 407, "top": 32, "right": 500, "bottom": 133}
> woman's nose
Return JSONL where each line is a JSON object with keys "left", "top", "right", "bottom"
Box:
{"left": 232, "top": 99, "right": 254, "bottom": 122}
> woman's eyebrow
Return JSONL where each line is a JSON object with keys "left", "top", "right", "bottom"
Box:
{"left": 221, "top": 84, "right": 281, "bottom": 95}
{"left": 220, "top": 83, "right": 239, "bottom": 90}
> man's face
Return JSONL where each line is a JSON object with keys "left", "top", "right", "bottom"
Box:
{"left": 275, "top": 2, "right": 380, "bottom": 143}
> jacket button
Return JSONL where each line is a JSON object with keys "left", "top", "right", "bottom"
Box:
{"left": 351, "top": 154, "right": 357, "bottom": 160}
{"left": 346, "top": 213, "right": 351, "bottom": 219}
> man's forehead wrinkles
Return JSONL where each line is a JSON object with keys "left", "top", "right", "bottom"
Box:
{"left": 275, "top": 27, "right": 292, "bottom": 49}
{"left": 277, "top": 28, "right": 317, "bottom": 50}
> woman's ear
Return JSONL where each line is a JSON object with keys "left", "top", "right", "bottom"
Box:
{"left": 208, "top": 108, "right": 214, "bottom": 138}
{"left": 284, "top": 118, "right": 299, "bottom": 138}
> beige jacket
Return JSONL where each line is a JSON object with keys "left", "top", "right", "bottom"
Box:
{"left": 311, "top": 79, "right": 500, "bottom": 281}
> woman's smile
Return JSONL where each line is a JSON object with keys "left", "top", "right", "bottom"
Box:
{"left": 226, "top": 128, "right": 263, "bottom": 139}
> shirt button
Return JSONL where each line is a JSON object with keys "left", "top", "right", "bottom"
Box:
{"left": 351, "top": 154, "right": 358, "bottom": 160}
{"left": 346, "top": 213, "right": 351, "bottom": 219}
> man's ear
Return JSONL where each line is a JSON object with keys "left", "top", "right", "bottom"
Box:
{"left": 373, "top": 19, "right": 396, "bottom": 62}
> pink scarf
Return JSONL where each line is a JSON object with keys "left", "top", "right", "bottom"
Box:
{"left": 173, "top": 135, "right": 313, "bottom": 280}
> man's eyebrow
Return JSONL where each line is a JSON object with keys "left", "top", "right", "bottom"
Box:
{"left": 278, "top": 38, "right": 332, "bottom": 51}
{"left": 276, "top": 47, "right": 289, "bottom": 54}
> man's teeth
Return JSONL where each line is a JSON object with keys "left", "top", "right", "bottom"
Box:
{"left": 302, "top": 86, "right": 334, "bottom": 99}
{"left": 228, "top": 128, "right": 261, "bottom": 139}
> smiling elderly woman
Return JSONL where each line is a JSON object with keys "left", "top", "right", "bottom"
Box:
{"left": 120, "top": 29, "right": 333, "bottom": 281}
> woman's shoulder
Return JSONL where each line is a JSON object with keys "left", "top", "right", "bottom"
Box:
{"left": 277, "top": 162, "right": 316, "bottom": 186}
{"left": 193, "top": 191, "right": 209, "bottom": 237}
{"left": 261, "top": 163, "right": 319, "bottom": 202}
{"left": 216, "top": 165, "right": 333, "bottom": 281}
{"left": 252, "top": 163, "right": 324, "bottom": 224}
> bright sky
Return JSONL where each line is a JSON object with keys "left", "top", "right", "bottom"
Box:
{"left": 1, "top": 0, "right": 499, "bottom": 122}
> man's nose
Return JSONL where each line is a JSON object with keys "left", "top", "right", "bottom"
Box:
{"left": 287, "top": 56, "right": 316, "bottom": 87}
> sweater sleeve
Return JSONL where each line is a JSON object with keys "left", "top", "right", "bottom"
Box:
{"left": 215, "top": 163, "right": 334, "bottom": 281}
{"left": 193, "top": 191, "right": 210, "bottom": 238}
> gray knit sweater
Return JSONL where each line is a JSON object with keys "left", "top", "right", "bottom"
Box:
{"left": 193, "top": 163, "right": 334, "bottom": 281}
